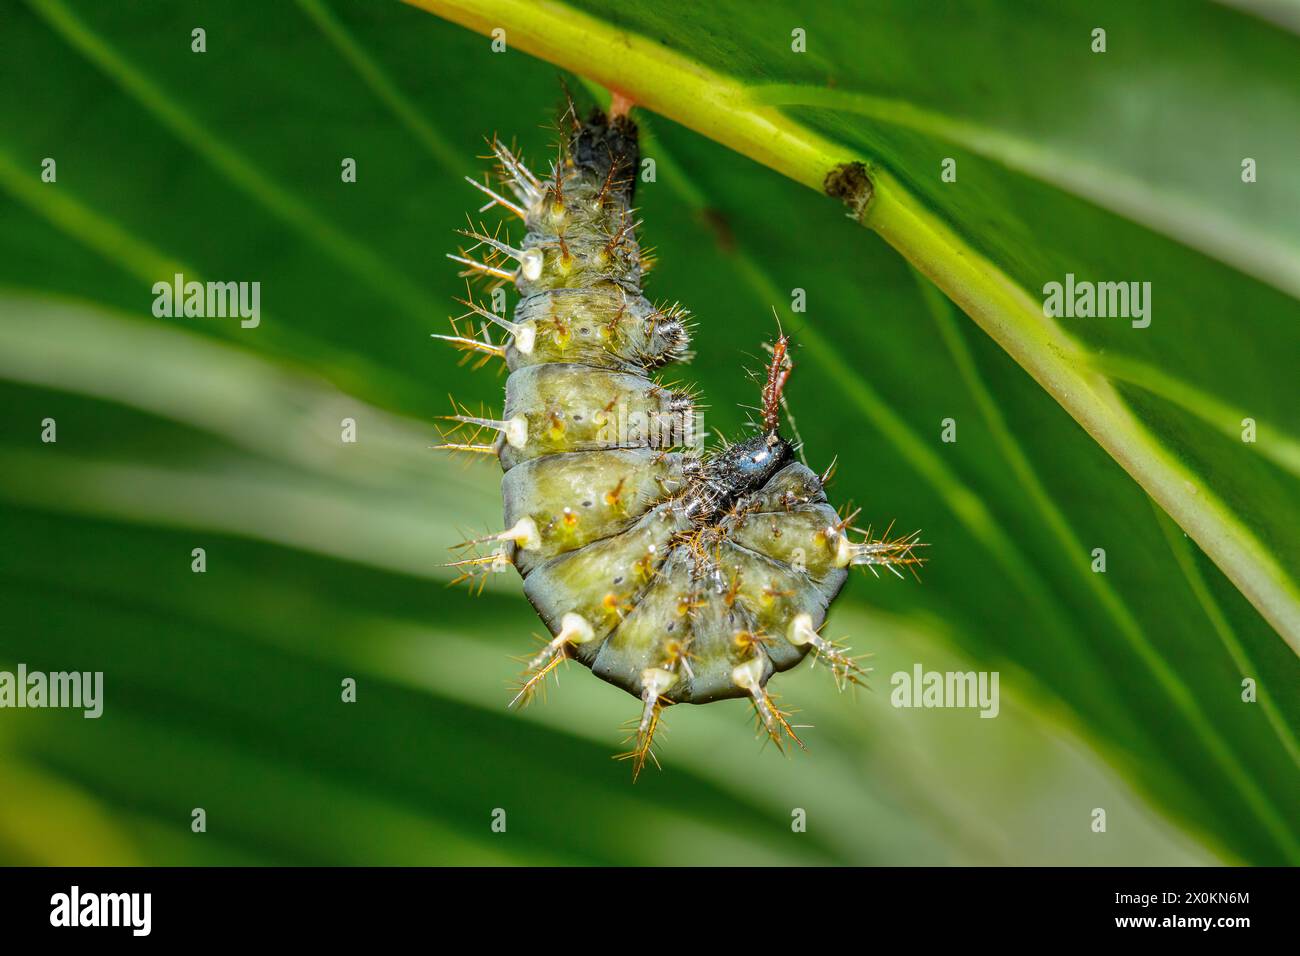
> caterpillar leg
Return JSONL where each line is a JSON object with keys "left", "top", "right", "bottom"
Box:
{"left": 510, "top": 613, "right": 596, "bottom": 708}
{"left": 431, "top": 309, "right": 508, "bottom": 371}
{"left": 452, "top": 290, "right": 536, "bottom": 354}
{"left": 446, "top": 251, "right": 517, "bottom": 284}
{"left": 454, "top": 222, "right": 544, "bottom": 282}
{"left": 463, "top": 175, "right": 526, "bottom": 219}
{"left": 450, "top": 518, "right": 540, "bottom": 554}
{"left": 431, "top": 329, "right": 505, "bottom": 369}
{"left": 837, "top": 521, "right": 928, "bottom": 579}
{"left": 483, "top": 136, "right": 542, "bottom": 205}
{"left": 444, "top": 548, "right": 512, "bottom": 595}
{"left": 433, "top": 405, "right": 500, "bottom": 458}
{"left": 788, "top": 613, "right": 870, "bottom": 690}
{"left": 438, "top": 412, "right": 527, "bottom": 450}
{"left": 509, "top": 644, "right": 567, "bottom": 708}
{"left": 731, "top": 657, "right": 805, "bottom": 752}
{"left": 616, "top": 666, "right": 677, "bottom": 781}
{"left": 445, "top": 518, "right": 538, "bottom": 592}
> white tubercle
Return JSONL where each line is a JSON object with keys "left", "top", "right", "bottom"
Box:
{"left": 504, "top": 415, "right": 528, "bottom": 449}
{"left": 641, "top": 667, "right": 678, "bottom": 698}
{"left": 445, "top": 412, "right": 528, "bottom": 449}
{"left": 638, "top": 667, "right": 678, "bottom": 736}
{"left": 525, "top": 613, "right": 596, "bottom": 674}
{"left": 556, "top": 612, "right": 596, "bottom": 646}
{"left": 513, "top": 321, "right": 536, "bottom": 354}
{"left": 833, "top": 529, "right": 852, "bottom": 568}
{"left": 519, "top": 248, "right": 544, "bottom": 282}
{"left": 498, "top": 517, "right": 540, "bottom": 551}
{"left": 787, "top": 612, "right": 861, "bottom": 690}
{"left": 731, "top": 656, "right": 766, "bottom": 692}
{"left": 787, "top": 612, "right": 819, "bottom": 646}
{"left": 455, "top": 297, "right": 535, "bottom": 357}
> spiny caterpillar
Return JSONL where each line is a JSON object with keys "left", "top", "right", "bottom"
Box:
{"left": 438, "top": 96, "right": 924, "bottom": 776}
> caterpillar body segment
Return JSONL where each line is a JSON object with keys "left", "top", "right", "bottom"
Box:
{"left": 498, "top": 363, "right": 694, "bottom": 469}
{"left": 521, "top": 502, "right": 691, "bottom": 655}
{"left": 439, "top": 102, "right": 925, "bottom": 773}
{"left": 509, "top": 289, "right": 690, "bottom": 372}
{"left": 501, "top": 448, "right": 686, "bottom": 572}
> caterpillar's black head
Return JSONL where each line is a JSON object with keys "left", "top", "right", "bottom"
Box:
{"left": 571, "top": 107, "right": 640, "bottom": 203}
{"left": 722, "top": 432, "right": 793, "bottom": 488}
{"left": 699, "top": 332, "right": 796, "bottom": 510}
{"left": 704, "top": 432, "right": 794, "bottom": 510}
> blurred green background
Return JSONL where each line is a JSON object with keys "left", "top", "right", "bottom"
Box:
{"left": 0, "top": 0, "right": 1296, "bottom": 865}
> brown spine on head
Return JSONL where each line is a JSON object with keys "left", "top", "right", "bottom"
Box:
{"left": 761, "top": 334, "right": 792, "bottom": 435}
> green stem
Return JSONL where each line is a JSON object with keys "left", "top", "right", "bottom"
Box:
{"left": 867, "top": 176, "right": 1300, "bottom": 652}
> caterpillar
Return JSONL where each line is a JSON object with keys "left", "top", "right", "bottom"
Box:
{"left": 437, "top": 96, "right": 924, "bottom": 776}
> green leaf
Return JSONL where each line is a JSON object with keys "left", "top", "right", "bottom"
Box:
{"left": 0, "top": 0, "right": 1294, "bottom": 864}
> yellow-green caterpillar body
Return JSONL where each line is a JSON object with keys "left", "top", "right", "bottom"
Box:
{"left": 441, "top": 104, "right": 922, "bottom": 773}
